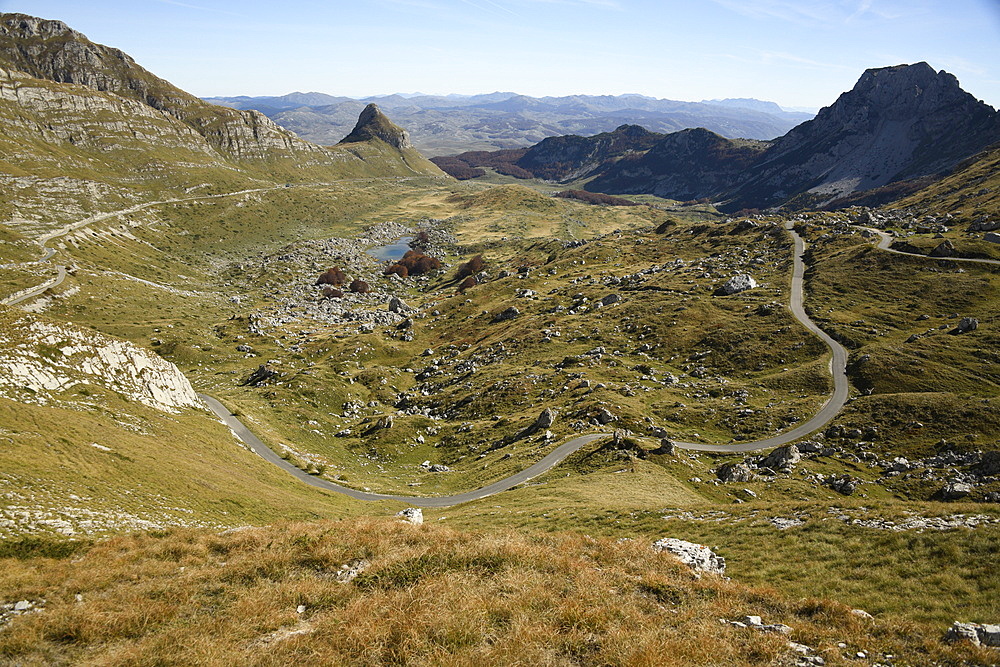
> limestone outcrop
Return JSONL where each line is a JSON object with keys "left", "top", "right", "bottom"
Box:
{"left": 0, "top": 311, "right": 200, "bottom": 413}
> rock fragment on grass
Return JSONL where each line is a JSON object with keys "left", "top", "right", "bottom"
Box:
{"left": 396, "top": 507, "right": 423, "bottom": 525}
{"left": 652, "top": 538, "right": 725, "bottom": 575}
{"left": 945, "top": 621, "right": 1000, "bottom": 647}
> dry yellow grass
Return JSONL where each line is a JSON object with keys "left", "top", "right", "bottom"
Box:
{"left": 0, "top": 519, "right": 992, "bottom": 665}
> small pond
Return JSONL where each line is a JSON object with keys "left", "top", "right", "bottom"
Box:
{"left": 367, "top": 237, "right": 413, "bottom": 262}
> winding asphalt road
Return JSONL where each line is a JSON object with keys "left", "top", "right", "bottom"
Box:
{"left": 201, "top": 394, "right": 609, "bottom": 508}
{"left": 6, "top": 204, "right": 996, "bottom": 506}
{"left": 863, "top": 227, "right": 1000, "bottom": 266}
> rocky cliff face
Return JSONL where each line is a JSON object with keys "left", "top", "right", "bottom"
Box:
{"left": 0, "top": 13, "right": 325, "bottom": 161}
{"left": 339, "top": 103, "right": 413, "bottom": 150}
{"left": 0, "top": 310, "right": 200, "bottom": 413}
{"left": 722, "top": 62, "right": 1000, "bottom": 210}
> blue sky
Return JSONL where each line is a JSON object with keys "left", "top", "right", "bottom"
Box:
{"left": 2, "top": 0, "right": 998, "bottom": 110}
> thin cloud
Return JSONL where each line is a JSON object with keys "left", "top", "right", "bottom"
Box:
{"left": 453, "top": 0, "right": 521, "bottom": 17}
{"left": 510, "top": 0, "right": 622, "bottom": 8}
{"left": 152, "top": 0, "right": 247, "bottom": 17}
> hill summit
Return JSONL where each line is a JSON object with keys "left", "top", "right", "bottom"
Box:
{"left": 339, "top": 103, "right": 412, "bottom": 149}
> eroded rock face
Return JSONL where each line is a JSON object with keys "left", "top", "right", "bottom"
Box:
{"left": 0, "top": 312, "right": 199, "bottom": 413}
{"left": 652, "top": 538, "right": 726, "bottom": 575}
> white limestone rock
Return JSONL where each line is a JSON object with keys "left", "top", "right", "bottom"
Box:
{"left": 718, "top": 274, "right": 758, "bottom": 296}
{"left": 0, "top": 312, "right": 199, "bottom": 413}
{"left": 652, "top": 537, "right": 726, "bottom": 575}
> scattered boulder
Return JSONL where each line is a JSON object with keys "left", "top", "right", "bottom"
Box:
{"left": 241, "top": 364, "right": 280, "bottom": 387}
{"left": 929, "top": 240, "right": 955, "bottom": 257}
{"left": 985, "top": 232, "right": 1000, "bottom": 244}
{"left": 945, "top": 621, "right": 1000, "bottom": 647}
{"left": 600, "top": 294, "right": 621, "bottom": 306}
{"left": 388, "top": 296, "right": 414, "bottom": 314}
{"left": 395, "top": 508, "right": 423, "bottom": 525}
{"left": 974, "top": 451, "right": 1000, "bottom": 477}
{"left": 761, "top": 445, "right": 801, "bottom": 470}
{"left": 969, "top": 219, "right": 1000, "bottom": 232}
{"left": 716, "top": 462, "right": 758, "bottom": 483}
{"left": 420, "top": 461, "right": 450, "bottom": 473}
{"left": 955, "top": 317, "right": 979, "bottom": 334}
{"left": 533, "top": 408, "right": 556, "bottom": 430}
{"left": 375, "top": 415, "right": 394, "bottom": 430}
{"left": 652, "top": 538, "right": 726, "bottom": 575}
{"left": 652, "top": 438, "right": 676, "bottom": 455}
{"left": 716, "top": 274, "right": 757, "bottom": 296}
{"left": 939, "top": 481, "right": 973, "bottom": 500}
{"left": 827, "top": 475, "right": 858, "bottom": 496}
{"left": 492, "top": 306, "right": 520, "bottom": 323}
{"left": 595, "top": 408, "right": 616, "bottom": 425}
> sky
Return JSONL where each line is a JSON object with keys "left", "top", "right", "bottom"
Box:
{"left": 2, "top": 0, "right": 999, "bottom": 110}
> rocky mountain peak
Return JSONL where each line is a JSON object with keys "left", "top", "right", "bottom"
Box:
{"left": 721, "top": 62, "right": 1000, "bottom": 210}
{"left": 339, "top": 103, "right": 412, "bottom": 149}
{"left": 0, "top": 13, "right": 82, "bottom": 41}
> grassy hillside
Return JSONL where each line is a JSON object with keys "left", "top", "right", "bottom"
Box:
{"left": 1, "top": 518, "right": 994, "bottom": 665}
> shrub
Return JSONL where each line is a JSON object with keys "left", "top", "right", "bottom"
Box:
{"left": 387, "top": 249, "right": 441, "bottom": 277}
{"left": 458, "top": 276, "right": 477, "bottom": 293}
{"left": 457, "top": 254, "right": 486, "bottom": 279}
{"left": 321, "top": 286, "right": 344, "bottom": 299}
{"left": 349, "top": 279, "right": 371, "bottom": 294}
{"left": 316, "top": 267, "right": 347, "bottom": 286}
{"left": 384, "top": 264, "right": 408, "bottom": 279}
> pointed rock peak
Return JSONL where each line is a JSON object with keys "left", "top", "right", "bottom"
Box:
{"left": 339, "top": 103, "right": 412, "bottom": 149}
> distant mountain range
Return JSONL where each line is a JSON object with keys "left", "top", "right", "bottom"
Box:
{"left": 434, "top": 63, "right": 1000, "bottom": 212}
{"left": 203, "top": 92, "right": 814, "bottom": 157}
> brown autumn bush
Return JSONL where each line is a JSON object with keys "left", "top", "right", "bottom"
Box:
{"left": 385, "top": 250, "right": 442, "bottom": 278}
{"left": 315, "top": 266, "right": 347, "bottom": 286}
{"left": 349, "top": 279, "right": 370, "bottom": 294}
{"left": 458, "top": 275, "right": 477, "bottom": 293}
{"left": 456, "top": 254, "right": 486, "bottom": 279}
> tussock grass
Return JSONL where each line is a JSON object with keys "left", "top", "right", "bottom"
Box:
{"left": 0, "top": 518, "right": 989, "bottom": 665}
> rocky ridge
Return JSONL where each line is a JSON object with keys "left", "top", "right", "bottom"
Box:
{"left": 0, "top": 13, "right": 326, "bottom": 161}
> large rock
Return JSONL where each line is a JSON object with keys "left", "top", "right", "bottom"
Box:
{"left": 955, "top": 317, "right": 979, "bottom": 334}
{"left": 716, "top": 274, "right": 757, "bottom": 296}
{"left": 761, "top": 445, "right": 801, "bottom": 470}
{"left": 974, "top": 451, "right": 1000, "bottom": 477}
{"left": 388, "top": 296, "right": 414, "bottom": 314}
{"left": 652, "top": 538, "right": 726, "bottom": 575}
{"left": 395, "top": 508, "right": 423, "bottom": 525}
{"left": 940, "top": 481, "right": 973, "bottom": 500}
{"left": 716, "top": 462, "right": 758, "bottom": 483}
{"left": 243, "top": 364, "right": 279, "bottom": 387}
{"left": 929, "top": 240, "right": 955, "bottom": 257}
{"left": 595, "top": 407, "right": 616, "bottom": 425}
{"left": 533, "top": 407, "right": 556, "bottom": 430}
{"left": 945, "top": 621, "right": 1000, "bottom": 647}
{"left": 492, "top": 306, "right": 520, "bottom": 323}
{"left": 984, "top": 232, "right": 1000, "bottom": 244}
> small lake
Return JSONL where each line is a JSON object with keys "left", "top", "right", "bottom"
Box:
{"left": 367, "top": 237, "right": 413, "bottom": 262}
